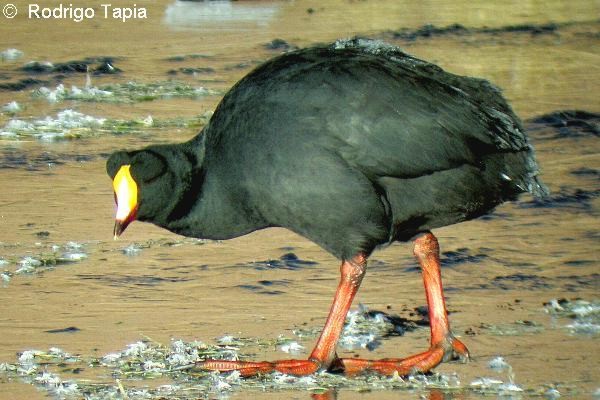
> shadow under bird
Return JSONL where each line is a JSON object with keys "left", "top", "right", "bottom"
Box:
{"left": 107, "top": 38, "right": 547, "bottom": 376}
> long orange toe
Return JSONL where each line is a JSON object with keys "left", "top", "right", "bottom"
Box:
{"left": 196, "top": 360, "right": 275, "bottom": 377}
{"left": 196, "top": 358, "right": 321, "bottom": 377}
{"left": 450, "top": 337, "right": 470, "bottom": 362}
{"left": 336, "top": 334, "right": 469, "bottom": 376}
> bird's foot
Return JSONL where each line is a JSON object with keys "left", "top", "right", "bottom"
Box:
{"left": 196, "top": 358, "right": 321, "bottom": 377}
{"left": 196, "top": 335, "right": 468, "bottom": 377}
{"left": 333, "top": 334, "right": 469, "bottom": 376}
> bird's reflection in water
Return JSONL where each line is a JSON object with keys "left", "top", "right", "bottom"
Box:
{"left": 310, "top": 389, "right": 465, "bottom": 400}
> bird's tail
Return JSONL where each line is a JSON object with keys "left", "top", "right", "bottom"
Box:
{"left": 528, "top": 173, "right": 550, "bottom": 200}
{"left": 496, "top": 147, "right": 549, "bottom": 202}
{"left": 523, "top": 147, "right": 550, "bottom": 200}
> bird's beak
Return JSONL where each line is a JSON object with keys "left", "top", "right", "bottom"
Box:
{"left": 112, "top": 165, "right": 138, "bottom": 240}
{"left": 113, "top": 218, "right": 131, "bottom": 239}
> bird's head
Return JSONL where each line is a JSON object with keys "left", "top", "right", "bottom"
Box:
{"left": 107, "top": 148, "right": 180, "bottom": 239}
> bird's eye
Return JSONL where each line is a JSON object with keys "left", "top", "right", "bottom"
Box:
{"left": 131, "top": 151, "right": 167, "bottom": 183}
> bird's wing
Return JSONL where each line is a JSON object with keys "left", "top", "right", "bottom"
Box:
{"left": 317, "top": 59, "right": 530, "bottom": 180}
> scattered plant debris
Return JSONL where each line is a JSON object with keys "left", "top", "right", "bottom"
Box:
{"left": 32, "top": 81, "right": 220, "bottom": 103}
{"left": 544, "top": 298, "right": 600, "bottom": 335}
{"left": 1, "top": 48, "right": 24, "bottom": 61}
{"left": 0, "top": 109, "right": 212, "bottom": 141}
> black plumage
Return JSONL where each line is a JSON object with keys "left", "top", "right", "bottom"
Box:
{"left": 107, "top": 38, "right": 546, "bottom": 260}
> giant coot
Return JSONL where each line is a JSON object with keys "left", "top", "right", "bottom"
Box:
{"left": 107, "top": 39, "right": 547, "bottom": 376}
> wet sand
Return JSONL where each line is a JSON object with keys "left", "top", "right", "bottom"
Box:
{"left": 0, "top": 1, "right": 599, "bottom": 399}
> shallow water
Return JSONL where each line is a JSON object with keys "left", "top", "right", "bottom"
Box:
{"left": 0, "top": 1, "right": 599, "bottom": 399}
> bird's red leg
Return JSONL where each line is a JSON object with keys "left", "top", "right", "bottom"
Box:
{"left": 196, "top": 254, "right": 367, "bottom": 377}
{"left": 335, "top": 232, "right": 469, "bottom": 375}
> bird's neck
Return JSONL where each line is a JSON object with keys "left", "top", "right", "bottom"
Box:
{"left": 161, "top": 132, "right": 267, "bottom": 240}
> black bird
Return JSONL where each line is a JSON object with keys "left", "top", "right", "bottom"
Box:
{"left": 107, "top": 38, "right": 547, "bottom": 376}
